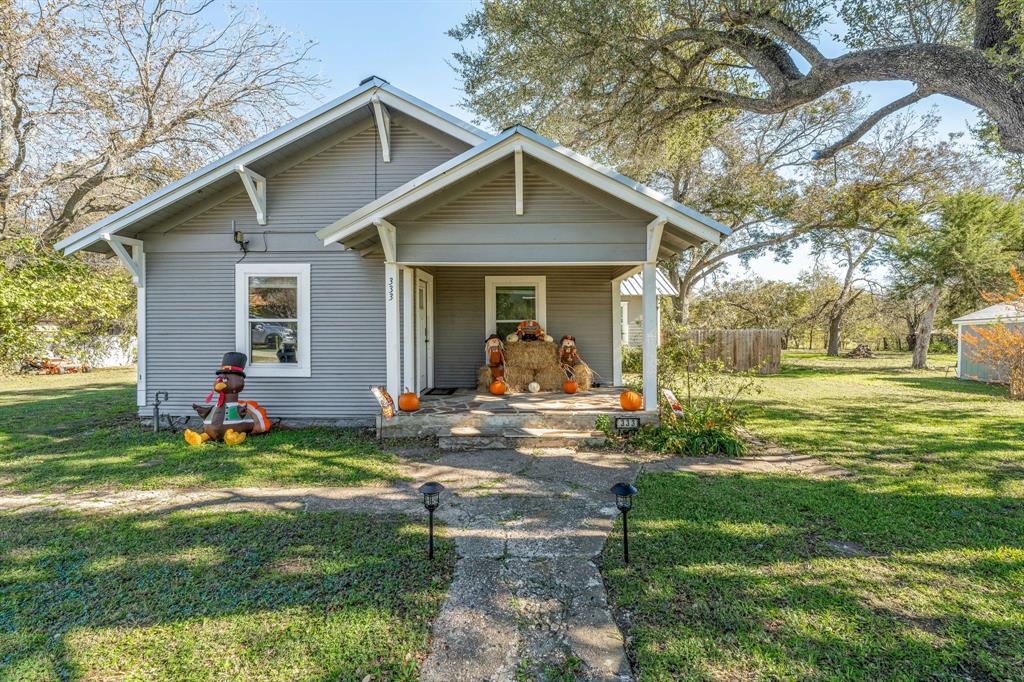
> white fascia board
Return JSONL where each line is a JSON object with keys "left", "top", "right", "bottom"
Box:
{"left": 318, "top": 128, "right": 728, "bottom": 247}
{"left": 371, "top": 96, "right": 391, "bottom": 162}
{"left": 56, "top": 78, "right": 488, "bottom": 256}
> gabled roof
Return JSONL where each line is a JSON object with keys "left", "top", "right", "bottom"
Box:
{"left": 953, "top": 302, "right": 1024, "bottom": 325}
{"left": 55, "top": 77, "right": 489, "bottom": 256}
{"left": 316, "top": 125, "right": 730, "bottom": 249}
{"left": 620, "top": 269, "right": 678, "bottom": 296}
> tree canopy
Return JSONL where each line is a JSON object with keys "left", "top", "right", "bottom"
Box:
{"left": 452, "top": 0, "right": 1024, "bottom": 157}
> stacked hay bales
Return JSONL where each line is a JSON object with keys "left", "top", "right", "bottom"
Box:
{"left": 477, "top": 340, "right": 593, "bottom": 392}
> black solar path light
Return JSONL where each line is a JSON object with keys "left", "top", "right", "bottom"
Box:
{"left": 610, "top": 482, "right": 638, "bottom": 564}
{"left": 418, "top": 481, "right": 445, "bottom": 560}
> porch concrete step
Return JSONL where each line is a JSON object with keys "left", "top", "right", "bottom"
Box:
{"left": 380, "top": 411, "right": 656, "bottom": 439}
{"left": 437, "top": 426, "right": 606, "bottom": 451}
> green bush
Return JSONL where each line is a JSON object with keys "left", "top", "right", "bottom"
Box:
{"left": 628, "top": 403, "right": 746, "bottom": 457}
{"left": 621, "top": 345, "right": 643, "bottom": 374}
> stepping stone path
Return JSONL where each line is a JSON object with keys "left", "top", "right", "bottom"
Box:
{"left": 0, "top": 438, "right": 849, "bottom": 681}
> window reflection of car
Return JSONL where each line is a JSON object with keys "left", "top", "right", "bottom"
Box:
{"left": 252, "top": 323, "right": 296, "bottom": 347}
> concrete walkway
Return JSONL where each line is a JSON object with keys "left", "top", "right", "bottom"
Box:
{"left": 0, "top": 442, "right": 849, "bottom": 681}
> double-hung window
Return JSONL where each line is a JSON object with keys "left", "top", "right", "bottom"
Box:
{"left": 485, "top": 275, "right": 547, "bottom": 339}
{"left": 235, "top": 263, "right": 311, "bottom": 377}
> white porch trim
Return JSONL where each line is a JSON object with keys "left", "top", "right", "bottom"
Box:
{"left": 415, "top": 268, "right": 435, "bottom": 392}
{"left": 235, "top": 165, "right": 267, "bottom": 226}
{"left": 374, "top": 218, "right": 398, "bottom": 262}
{"left": 642, "top": 262, "right": 658, "bottom": 411}
{"left": 402, "top": 266, "right": 415, "bottom": 391}
{"left": 103, "top": 234, "right": 146, "bottom": 406}
{"left": 384, "top": 262, "right": 401, "bottom": 397}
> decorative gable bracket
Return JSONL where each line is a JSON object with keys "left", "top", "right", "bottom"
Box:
{"left": 372, "top": 95, "right": 391, "bottom": 163}
{"left": 102, "top": 233, "right": 145, "bottom": 286}
{"left": 236, "top": 164, "right": 267, "bottom": 225}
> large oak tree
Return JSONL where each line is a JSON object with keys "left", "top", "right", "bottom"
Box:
{"left": 452, "top": 0, "right": 1024, "bottom": 157}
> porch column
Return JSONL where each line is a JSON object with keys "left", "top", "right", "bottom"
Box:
{"left": 384, "top": 262, "right": 401, "bottom": 398}
{"left": 642, "top": 261, "right": 657, "bottom": 411}
{"left": 402, "top": 266, "right": 415, "bottom": 392}
{"left": 611, "top": 279, "right": 622, "bottom": 386}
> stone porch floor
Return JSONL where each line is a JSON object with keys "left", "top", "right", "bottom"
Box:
{"left": 413, "top": 386, "right": 640, "bottom": 415}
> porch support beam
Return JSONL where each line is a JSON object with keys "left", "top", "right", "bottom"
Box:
{"left": 402, "top": 266, "right": 415, "bottom": 393}
{"left": 646, "top": 216, "right": 667, "bottom": 263}
{"left": 514, "top": 145, "right": 524, "bottom": 215}
{"left": 611, "top": 265, "right": 641, "bottom": 386}
{"left": 385, "top": 262, "right": 401, "bottom": 398}
{"left": 235, "top": 165, "right": 267, "bottom": 225}
{"left": 372, "top": 95, "right": 391, "bottom": 163}
{"left": 103, "top": 233, "right": 146, "bottom": 407}
{"left": 374, "top": 218, "right": 397, "bottom": 262}
{"left": 642, "top": 261, "right": 658, "bottom": 412}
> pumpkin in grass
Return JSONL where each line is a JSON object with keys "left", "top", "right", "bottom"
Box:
{"left": 619, "top": 389, "right": 643, "bottom": 411}
{"left": 563, "top": 379, "right": 578, "bottom": 394}
{"left": 398, "top": 391, "right": 420, "bottom": 412}
{"left": 489, "top": 379, "right": 507, "bottom": 395}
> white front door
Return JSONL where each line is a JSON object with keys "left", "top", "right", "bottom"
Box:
{"left": 415, "top": 271, "right": 434, "bottom": 392}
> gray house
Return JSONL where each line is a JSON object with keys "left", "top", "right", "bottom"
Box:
{"left": 56, "top": 77, "right": 728, "bottom": 424}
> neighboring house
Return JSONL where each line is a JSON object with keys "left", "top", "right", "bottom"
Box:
{"left": 55, "top": 77, "right": 729, "bottom": 423}
{"left": 953, "top": 303, "right": 1023, "bottom": 383}
{"left": 619, "top": 269, "right": 678, "bottom": 346}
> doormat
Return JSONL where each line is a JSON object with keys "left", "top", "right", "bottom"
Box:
{"left": 425, "top": 387, "right": 457, "bottom": 396}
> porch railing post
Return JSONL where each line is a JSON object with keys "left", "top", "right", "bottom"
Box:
{"left": 642, "top": 261, "right": 657, "bottom": 411}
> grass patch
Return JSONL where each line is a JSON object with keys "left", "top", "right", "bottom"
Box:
{"left": 602, "top": 351, "right": 1024, "bottom": 679}
{"left": 0, "top": 370, "right": 401, "bottom": 492}
{"left": 0, "top": 508, "right": 453, "bottom": 681}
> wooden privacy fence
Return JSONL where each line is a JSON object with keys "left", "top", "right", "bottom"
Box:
{"left": 683, "top": 329, "right": 782, "bottom": 374}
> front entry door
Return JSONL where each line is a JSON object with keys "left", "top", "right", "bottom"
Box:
{"left": 415, "top": 272, "right": 433, "bottom": 392}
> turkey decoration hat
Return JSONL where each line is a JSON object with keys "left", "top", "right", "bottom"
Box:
{"left": 216, "top": 352, "right": 248, "bottom": 377}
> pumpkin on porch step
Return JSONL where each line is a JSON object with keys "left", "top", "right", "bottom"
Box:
{"left": 489, "top": 378, "right": 507, "bottom": 395}
{"left": 563, "top": 379, "right": 578, "bottom": 394}
{"left": 620, "top": 389, "right": 643, "bottom": 411}
{"left": 398, "top": 391, "right": 420, "bottom": 412}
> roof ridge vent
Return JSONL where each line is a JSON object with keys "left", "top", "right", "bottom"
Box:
{"left": 359, "top": 75, "right": 389, "bottom": 86}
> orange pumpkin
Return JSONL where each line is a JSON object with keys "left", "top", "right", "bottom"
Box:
{"left": 489, "top": 379, "right": 507, "bottom": 396}
{"left": 563, "top": 379, "right": 578, "bottom": 394}
{"left": 619, "top": 390, "right": 643, "bottom": 411}
{"left": 398, "top": 391, "right": 420, "bottom": 412}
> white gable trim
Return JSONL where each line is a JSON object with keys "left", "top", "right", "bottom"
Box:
{"left": 317, "top": 127, "right": 729, "bottom": 248}
{"left": 55, "top": 78, "right": 488, "bottom": 256}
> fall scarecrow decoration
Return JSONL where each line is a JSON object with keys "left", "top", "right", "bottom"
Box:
{"left": 515, "top": 319, "right": 546, "bottom": 341}
{"left": 184, "top": 352, "right": 270, "bottom": 446}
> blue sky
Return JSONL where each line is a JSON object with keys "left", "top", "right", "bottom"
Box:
{"left": 254, "top": 0, "right": 984, "bottom": 283}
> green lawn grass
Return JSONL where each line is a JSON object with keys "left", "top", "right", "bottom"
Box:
{"left": 602, "top": 351, "right": 1024, "bottom": 680}
{"left": 0, "top": 509, "right": 453, "bottom": 681}
{"left": 0, "top": 370, "right": 401, "bottom": 491}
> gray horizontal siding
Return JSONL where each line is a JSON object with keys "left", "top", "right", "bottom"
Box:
{"left": 145, "top": 250, "right": 385, "bottom": 419}
{"left": 391, "top": 157, "right": 650, "bottom": 264}
{"left": 432, "top": 266, "right": 615, "bottom": 387}
{"left": 960, "top": 322, "right": 1021, "bottom": 383}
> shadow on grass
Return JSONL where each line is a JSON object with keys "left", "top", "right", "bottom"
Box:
{"left": 602, "top": 472, "right": 1024, "bottom": 679}
{"left": 0, "top": 381, "right": 400, "bottom": 492}
{"left": 0, "top": 509, "right": 453, "bottom": 680}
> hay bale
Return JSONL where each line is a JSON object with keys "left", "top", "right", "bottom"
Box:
{"left": 535, "top": 363, "right": 569, "bottom": 391}
{"left": 477, "top": 365, "right": 494, "bottom": 390}
{"left": 503, "top": 365, "right": 538, "bottom": 392}
{"left": 504, "top": 340, "right": 557, "bottom": 371}
{"left": 569, "top": 362, "right": 593, "bottom": 391}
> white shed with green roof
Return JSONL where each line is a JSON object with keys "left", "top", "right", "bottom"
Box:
{"left": 954, "top": 303, "right": 1024, "bottom": 384}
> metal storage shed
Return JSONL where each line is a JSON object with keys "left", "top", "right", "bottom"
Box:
{"left": 954, "top": 303, "right": 1024, "bottom": 383}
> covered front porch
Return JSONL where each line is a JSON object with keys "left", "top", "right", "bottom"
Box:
{"left": 315, "top": 124, "right": 729, "bottom": 426}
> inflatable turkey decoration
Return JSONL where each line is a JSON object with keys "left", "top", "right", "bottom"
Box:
{"left": 183, "top": 352, "right": 270, "bottom": 446}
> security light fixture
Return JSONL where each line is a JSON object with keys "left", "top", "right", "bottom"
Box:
{"left": 418, "top": 481, "right": 445, "bottom": 559}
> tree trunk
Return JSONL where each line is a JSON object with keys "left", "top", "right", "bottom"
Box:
{"left": 826, "top": 311, "right": 843, "bottom": 357}
{"left": 912, "top": 286, "right": 943, "bottom": 369}
{"left": 1010, "top": 365, "right": 1024, "bottom": 400}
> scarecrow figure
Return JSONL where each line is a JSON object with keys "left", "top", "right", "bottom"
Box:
{"left": 515, "top": 319, "right": 545, "bottom": 341}
{"left": 559, "top": 335, "right": 581, "bottom": 377}
{"left": 183, "top": 352, "right": 270, "bottom": 446}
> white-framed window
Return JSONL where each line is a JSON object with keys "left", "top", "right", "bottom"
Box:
{"left": 485, "top": 275, "right": 546, "bottom": 339}
{"left": 235, "top": 263, "right": 311, "bottom": 377}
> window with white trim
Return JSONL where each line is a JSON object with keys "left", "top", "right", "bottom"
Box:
{"left": 485, "top": 275, "right": 546, "bottom": 339}
{"left": 235, "top": 263, "right": 311, "bottom": 377}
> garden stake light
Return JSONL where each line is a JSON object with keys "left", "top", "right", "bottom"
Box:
{"left": 611, "top": 482, "right": 638, "bottom": 565}
{"left": 418, "top": 481, "right": 445, "bottom": 559}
